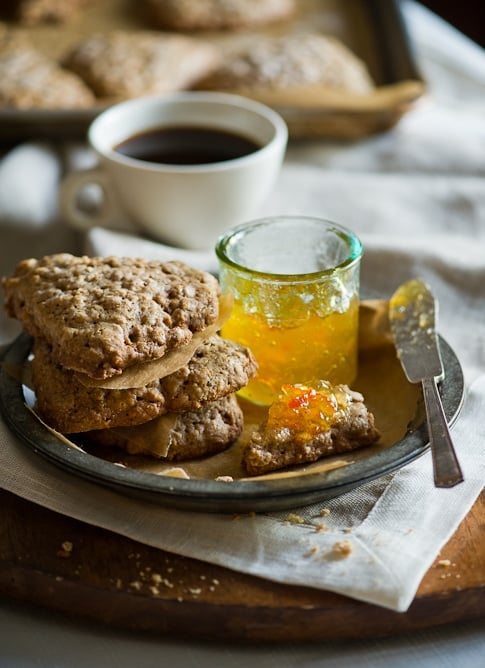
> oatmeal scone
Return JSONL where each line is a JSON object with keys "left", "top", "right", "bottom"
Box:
{"left": 4, "top": 0, "right": 93, "bottom": 25}
{"left": 198, "top": 32, "right": 374, "bottom": 95}
{"left": 0, "top": 36, "right": 95, "bottom": 109}
{"left": 143, "top": 0, "right": 295, "bottom": 31}
{"left": 31, "top": 335, "right": 257, "bottom": 433}
{"left": 85, "top": 394, "right": 244, "bottom": 461}
{"left": 243, "top": 384, "right": 380, "bottom": 475}
{"left": 62, "top": 31, "right": 219, "bottom": 99}
{"left": 2, "top": 254, "right": 221, "bottom": 379}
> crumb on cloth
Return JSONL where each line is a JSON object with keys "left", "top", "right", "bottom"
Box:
{"left": 332, "top": 539, "right": 353, "bottom": 558}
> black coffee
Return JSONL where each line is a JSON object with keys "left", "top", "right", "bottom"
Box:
{"left": 114, "top": 126, "right": 261, "bottom": 165}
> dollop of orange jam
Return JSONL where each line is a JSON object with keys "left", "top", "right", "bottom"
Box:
{"left": 266, "top": 381, "right": 351, "bottom": 441}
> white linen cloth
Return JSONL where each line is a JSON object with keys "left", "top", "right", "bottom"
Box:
{"left": 0, "top": 0, "right": 484, "bottom": 614}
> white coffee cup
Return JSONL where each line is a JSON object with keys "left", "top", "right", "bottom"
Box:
{"left": 59, "top": 92, "right": 288, "bottom": 250}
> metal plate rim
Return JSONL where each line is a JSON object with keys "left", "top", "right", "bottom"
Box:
{"left": 0, "top": 333, "right": 464, "bottom": 512}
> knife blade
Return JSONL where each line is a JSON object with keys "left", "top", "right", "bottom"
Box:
{"left": 389, "top": 279, "right": 463, "bottom": 488}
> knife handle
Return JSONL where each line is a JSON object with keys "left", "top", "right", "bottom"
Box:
{"left": 422, "top": 377, "right": 464, "bottom": 488}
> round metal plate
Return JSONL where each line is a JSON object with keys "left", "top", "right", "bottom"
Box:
{"left": 0, "top": 333, "right": 464, "bottom": 513}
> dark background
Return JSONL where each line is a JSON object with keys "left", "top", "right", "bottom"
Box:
{"left": 419, "top": 1, "right": 485, "bottom": 47}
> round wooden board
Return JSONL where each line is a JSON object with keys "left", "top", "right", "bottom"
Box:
{"left": 0, "top": 488, "right": 483, "bottom": 642}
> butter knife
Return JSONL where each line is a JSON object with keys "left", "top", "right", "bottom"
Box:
{"left": 389, "top": 279, "right": 464, "bottom": 488}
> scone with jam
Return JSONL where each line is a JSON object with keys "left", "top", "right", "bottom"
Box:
{"left": 243, "top": 381, "right": 380, "bottom": 475}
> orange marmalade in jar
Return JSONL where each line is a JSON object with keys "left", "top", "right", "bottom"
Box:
{"left": 216, "top": 216, "right": 362, "bottom": 406}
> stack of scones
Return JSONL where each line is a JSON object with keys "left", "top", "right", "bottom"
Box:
{"left": 2, "top": 254, "right": 257, "bottom": 462}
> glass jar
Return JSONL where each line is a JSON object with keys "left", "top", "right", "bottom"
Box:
{"left": 216, "top": 216, "right": 363, "bottom": 406}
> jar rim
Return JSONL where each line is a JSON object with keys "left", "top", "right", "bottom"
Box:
{"left": 215, "top": 216, "right": 363, "bottom": 281}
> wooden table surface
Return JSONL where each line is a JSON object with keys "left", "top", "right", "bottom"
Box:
{"left": 0, "top": 488, "right": 483, "bottom": 642}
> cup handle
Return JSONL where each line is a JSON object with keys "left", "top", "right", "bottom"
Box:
{"left": 59, "top": 167, "right": 126, "bottom": 232}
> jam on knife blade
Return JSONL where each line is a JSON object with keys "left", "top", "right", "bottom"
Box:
{"left": 389, "top": 279, "right": 463, "bottom": 488}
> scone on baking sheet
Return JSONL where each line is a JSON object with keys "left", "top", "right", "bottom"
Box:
{"left": 197, "top": 32, "right": 374, "bottom": 97}
{"left": 243, "top": 382, "right": 380, "bottom": 476}
{"left": 0, "top": 30, "right": 95, "bottom": 109}
{"left": 143, "top": 0, "right": 295, "bottom": 32}
{"left": 31, "top": 335, "right": 257, "bottom": 433}
{"left": 2, "top": 254, "right": 221, "bottom": 380}
{"left": 85, "top": 394, "right": 244, "bottom": 462}
{"left": 1, "top": 0, "right": 93, "bottom": 25}
{"left": 62, "top": 31, "right": 220, "bottom": 99}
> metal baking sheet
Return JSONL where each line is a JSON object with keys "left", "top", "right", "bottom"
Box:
{"left": 0, "top": 0, "right": 424, "bottom": 140}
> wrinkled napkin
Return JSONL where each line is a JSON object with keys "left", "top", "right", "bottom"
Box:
{"left": 0, "top": 1, "right": 484, "bottom": 611}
